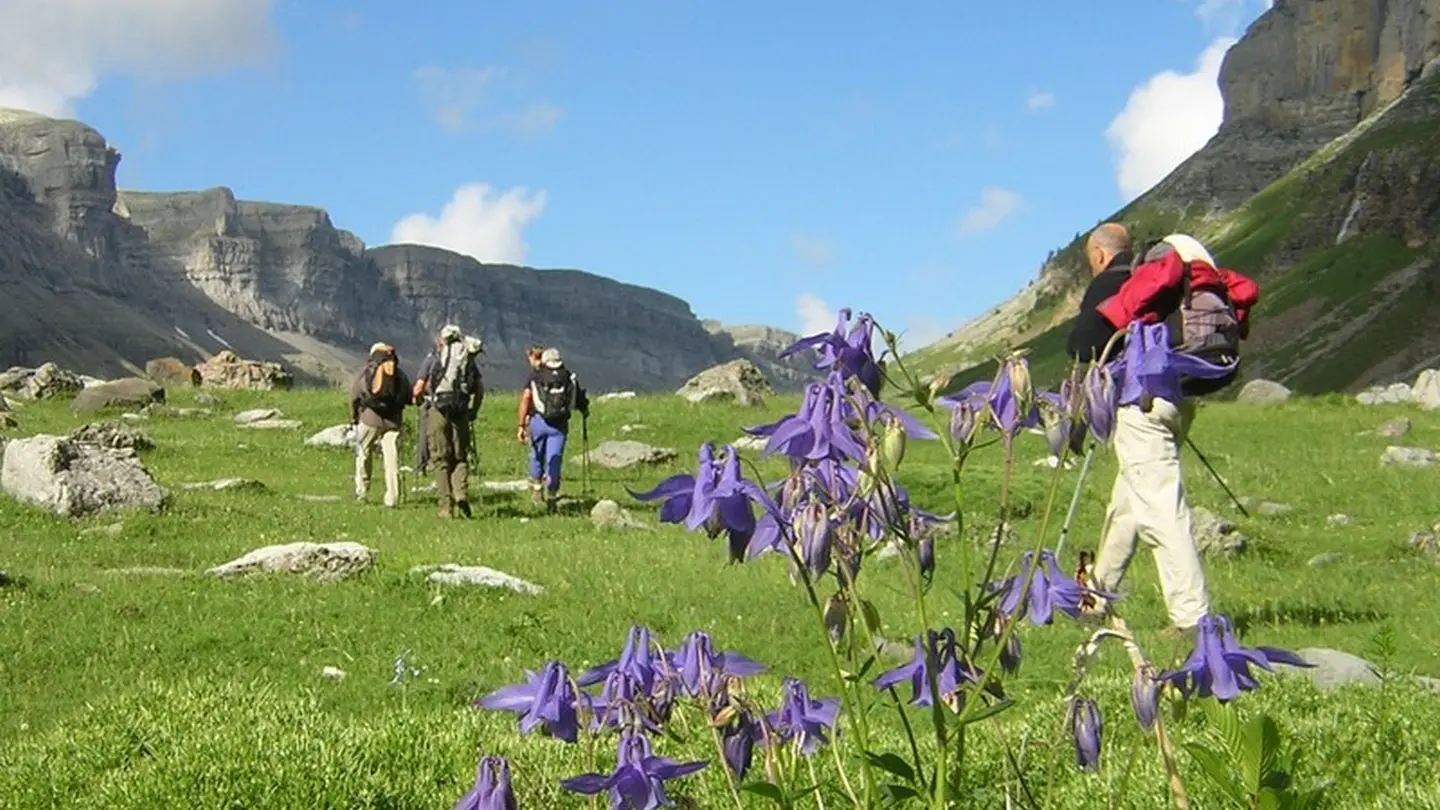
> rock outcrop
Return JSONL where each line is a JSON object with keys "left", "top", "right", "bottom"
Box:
{"left": 195, "top": 350, "right": 294, "bottom": 391}
{"left": 0, "top": 433, "right": 166, "bottom": 518}
{"left": 676, "top": 359, "right": 774, "bottom": 406}
{"left": 71, "top": 378, "right": 165, "bottom": 413}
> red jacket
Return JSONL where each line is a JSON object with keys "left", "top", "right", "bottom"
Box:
{"left": 1096, "top": 251, "right": 1259, "bottom": 332}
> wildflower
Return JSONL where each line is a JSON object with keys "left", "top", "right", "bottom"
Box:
{"left": 591, "top": 670, "right": 664, "bottom": 735}
{"left": 766, "top": 677, "right": 841, "bottom": 756}
{"left": 1108, "top": 321, "right": 1236, "bottom": 410}
{"left": 1131, "top": 664, "right": 1159, "bottom": 733}
{"left": 1069, "top": 697, "right": 1102, "bottom": 771}
{"left": 1155, "top": 614, "right": 1311, "bottom": 702}
{"left": 1081, "top": 363, "right": 1117, "bottom": 445}
{"left": 719, "top": 708, "right": 761, "bottom": 781}
{"left": 861, "top": 397, "right": 940, "bottom": 442}
{"left": 560, "top": 730, "right": 708, "bottom": 810}
{"left": 454, "top": 755, "right": 518, "bottom": 810}
{"left": 627, "top": 443, "right": 717, "bottom": 524}
{"left": 946, "top": 395, "right": 980, "bottom": 446}
{"left": 1005, "top": 355, "right": 1035, "bottom": 418}
{"left": 578, "top": 625, "right": 664, "bottom": 693}
{"left": 872, "top": 628, "right": 982, "bottom": 710}
{"left": 669, "top": 630, "right": 767, "bottom": 697}
{"left": 779, "top": 307, "right": 884, "bottom": 397}
{"left": 918, "top": 535, "right": 936, "bottom": 580}
{"left": 986, "top": 550, "right": 1114, "bottom": 626}
{"left": 793, "top": 501, "right": 833, "bottom": 578}
{"left": 630, "top": 444, "right": 778, "bottom": 562}
{"left": 998, "top": 627, "right": 1022, "bottom": 675}
{"left": 750, "top": 373, "right": 868, "bottom": 464}
{"left": 476, "top": 660, "right": 585, "bottom": 744}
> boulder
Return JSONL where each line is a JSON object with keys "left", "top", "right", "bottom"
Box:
{"left": 1356, "top": 382, "right": 1413, "bottom": 405}
{"left": 676, "top": 359, "right": 774, "bottom": 407}
{"left": 305, "top": 424, "right": 356, "bottom": 448}
{"left": 0, "top": 363, "right": 84, "bottom": 400}
{"left": 195, "top": 350, "right": 294, "bottom": 391}
{"left": 1235, "top": 379, "right": 1291, "bottom": 405}
{"left": 71, "top": 377, "right": 166, "bottom": 413}
{"left": 1413, "top": 369, "right": 1440, "bottom": 411}
{"left": 591, "top": 499, "right": 651, "bottom": 531}
{"left": 1274, "top": 648, "right": 1381, "bottom": 690}
{"left": 69, "top": 421, "right": 154, "bottom": 451}
{"left": 581, "top": 440, "right": 679, "bottom": 469}
{"left": 1375, "top": 417, "right": 1412, "bottom": 438}
{"left": 208, "top": 541, "right": 375, "bottom": 582}
{"left": 413, "top": 563, "right": 544, "bottom": 595}
{"left": 1380, "top": 446, "right": 1437, "bottom": 469}
{"left": 145, "top": 357, "right": 201, "bottom": 387}
{"left": 1, "top": 434, "right": 166, "bottom": 518}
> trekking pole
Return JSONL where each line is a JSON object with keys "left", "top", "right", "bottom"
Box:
{"left": 1054, "top": 445, "right": 1096, "bottom": 560}
{"left": 1184, "top": 435, "right": 1250, "bottom": 518}
{"left": 581, "top": 412, "right": 591, "bottom": 498}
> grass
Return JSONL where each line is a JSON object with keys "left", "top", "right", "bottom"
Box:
{"left": 2, "top": 384, "right": 1440, "bottom": 808}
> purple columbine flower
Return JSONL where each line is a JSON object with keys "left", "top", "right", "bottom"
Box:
{"left": 1069, "top": 697, "right": 1102, "bottom": 772}
{"left": 1108, "top": 321, "right": 1236, "bottom": 410}
{"left": 766, "top": 677, "right": 841, "bottom": 757}
{"left": 709, "top": 691, "right": 763, "bottom": 781}
{"left": 560, "top": 730, "right": 708, "bottom": 810}
{"left": 779, "top": 307, "right": 884, "bottom": 397}
{"left": 627, "top": 442, "right": 717, "bottom": 524}
{"left": 872, "top": 628, "right": 983, "bottom": 710}
{"left": 1082, "top": 363, "right": 1117, "bottom": 445}
{"left": 918, "top": 535, "right": 936, "bottom": 580}
{"left": 986, "top": 550, "right": 1115, "bottom": 626}
{"left": 631, "top": 444, "right": 779, "bottom": 561}
{"left": 1131, "top": 665, "right": 1159, "bottom": 733}
{"left": 1156, "top": 614, "right": 1312, "bottom": 702}
{"left": 590, "top": 670, "right": 665, "bottom": 735}
{"left": 668, "top": 630, "right": 767, "bottom": 697}
{"left": 998, "top": 628, "right": 1022, "bottom": 675}
{"left": 476, "top": 660, "right": 586, "bottom": 744}
{"left": 936, "top": 375, "right": 1044, "bottom": 441}
{"left": 454, "top": 755, "right": 518, "bottom": 810}
{"left": 578, "top": 625, "right": 664, "bottom": 692}
{"left": 748, "top": 373, "right": 869, "bottom": 464}
{"left": 792, "top": 501, "right": 834, "bottom": 578}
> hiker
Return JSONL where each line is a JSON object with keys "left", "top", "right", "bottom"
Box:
{"left": 1066, "top": 225, "right": 1258, "bottom": 638}
{"left": 516, "top": 347, "right": 589, "bottom": 512}
{"left": 350, "top": 342, "right": 411, "bottom": 508}
{"left": 412, "top": 325, "right": 485, "bottom": 518}
{"left": 526, "top": 344, "right": 544, "bottom": 371}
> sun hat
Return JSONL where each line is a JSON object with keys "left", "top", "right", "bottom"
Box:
{"left": 541, "top": 348, "right": 563, "bottom": 369}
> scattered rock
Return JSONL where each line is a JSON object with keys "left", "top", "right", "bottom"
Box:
{"left": 1413, "top": 369, "right": 1440, "bottom": 411}
{"left": 595, "top": 391, "right": 637, "bottom": 403}
{"left": 70, "top": 378, "right": 166, "bottom": 413}
{"left": 619, "top": 424, "right": 648, "bottom": 433}
{"left": 1307, "top": 552, "right": 1343, "bottom": 567}
{"left": 676, "top": 359, "right": 774, "bottom": 407}
{"left": 0, "top": 363, "right": 85, "bottom": 401}
{"left": 1356, "top": 382, "right": 1413, "bottom": 405}
{"left": 195, "top": 350, "right": 294, "bottom": 391}
{"left": 1375, "top": 417, "right": 1412, "bottom": 438}
{"left": 75, "top": 583, "right": 101, "bottom": 596}
{"left": 295, "top": 494, "right": 343, "bottom": 503}
{"left": 195, "top": 393, "right": 224, "bottom": 407}
{"left": 179, "top": 478, "right": 266, "bottom": 492}
{"left": 1191, "top": 506, "right": 1249, "bottom": 558}
{"left": 1, "top": 434, "right": 166, "bottom": 518}
{"left": 591, "top": 499, "right": 650, "bottom": 531}
{"left": 1325, "top": 514, "right": 1353, "bottom": 527}
{"left": 107, "top": 566, "right": 187, "bottom": 576}
{"left": 208, "top": 541, "right": 376, "bottom": 582}
{"left": 1380, "top": 446, "right": 1437, "bottom": 469}
{"left": 732, "top": 435, "right": 768, "bottom": 452}
{"left": 1275, "top": 647, "right": 1381, "bottom": 690}
{"left": 239, "top": 418, "right": 304, "bottom": 430}
{"left": 481, "top": 479, "right": 531, "bottom": 493}
{"left": 145, "top": 357, "right": 201, "bottom": 387}
{"left": 321, "top": 666, "right": 347, "bottom": 682}
{"left": 234, "top": 409, "right": 281, "bottom": 425}
{"left": 1257, "top": 501, "right": 1293, "bottom": 517}
{"left": 120, "top": 411, "right": 149, "bottom": 423}
{"left": 1408, "top": 527, "right": 1439, "bottom": 560}
{"left": 305, "top": 424, "right": 356, "bottom": 448}
{"left": 582, "top": 440, "right": 679, "bottom": 469}
{"left": 417, "top": 564, "right": 544, "bottom": 595}
{"left": 69, "top": 421, "right": 154, "bottom": 451}
{"left": 1236, "top": 379, "right": 1291, "bottom": 405}
{"left": 166, "top": 407, "right": 213, "bottom": 419}
{"left": 80, "top": 523, "right": 124, "bottom": 538}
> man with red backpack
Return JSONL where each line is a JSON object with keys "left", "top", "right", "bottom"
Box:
{"left": 1067, "top": 224, "right": 1259, "bottom": 639}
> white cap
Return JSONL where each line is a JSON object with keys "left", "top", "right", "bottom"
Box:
{"left": 1161, "top": 234, "right": 1216, "bottom": 268}
{"left": 541, "top": 348, "right": 562, "bottom": 368}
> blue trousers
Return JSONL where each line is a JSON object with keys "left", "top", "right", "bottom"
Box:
{"left": 528, "top": 414, "right": 568, "bottom": 492}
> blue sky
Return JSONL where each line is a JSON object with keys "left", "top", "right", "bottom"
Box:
{"left": 1, "top": 0, "right": 1271, "bottom": 349}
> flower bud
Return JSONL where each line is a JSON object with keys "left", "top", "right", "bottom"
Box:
{"left": 880, "top": 415, "right": 908, "bottom": 472}
{"left": 1069, "top": 696, "right": 1102, "bottom": 772}
{"left": 1131, "top": 664, "right": 1159, "bottom": 733}
{"left": 792, "top": 501, "right": 833, "bottom": 578}
{"left": 1006, "top": 356, "right": 1034, "bottom": 416}
{"left": 822, "top": 591, "right": 849, "bottom": 643}
{"left": 918, "top": 535, "right": 935, "bottom": 580}
{"left": 999, "top": 630, "right": 1021, "bottom": 675}
{"left": 949, "top": 399, "right": 979, "bottom": 446}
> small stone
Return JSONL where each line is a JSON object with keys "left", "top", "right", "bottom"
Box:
{"left": 1307, "top": 552, "right": 1343, "bottom": 567}
{"left": 480, "top": 479, "right": 531, "bottom": 493}
{"left": 1191, "top": 506, "right": 1249, "bottom": 558}
{"left": 595, "top": 391, "right": 637, "bottom": 402}
{"left": 305, "top": 424, "right": 356, "bottom": 448}
{"left": 619, "top": 424, "right": 648, "bottom": 433}
{"left": 1257, "top": 501, "right": 1293, "bottom": 517}
{"left": 1408, "top": 529, "right": 1439, "bottom": 560}
{"left": 194, "top": 394, "right": 223, "bottom": 407}
{"left": 591, "top": 499, "right": 650, "bottom": 531}
{"left": 238, "top": 418, "right": 303, "bottom": 430}
{"left": 107, "top": 566, "right": 186, "bottom": 576}
{"left": 1236, "top": 379, "right": 1292, "bottom": 405}
{"left": 421, "top": 564, "right": 544, "bottom": 595}
{"left": 321, "top": 666, "right": 347, "bottom": 682}
{"left": 581, "top": 440, "right": 679, "bottom": 469}
{"left": 1375, "top": 417, "right": 1412, "bottom": 438}
{"left": 75, "top": 583, "right": 101, "bottom": 596}
{"left": 1381, "top": 446, "right": 1437, "bottom": 469}
{"left": 208, "top": 541, "right": 376, "bottom": 582}
{"left": 80, "top": 523, "right": 124, "bottom": 538}
{"left": 1326, "top": 514, "right": 1353, "bottom": 527}
{"left": 234, "top": 409, "right": 280, "bottom": 425}
{"left": 179, "top": 478, "right": 266, "bottom": 492}
{"left": 295, "top": 494, "right": 343, "bottom": 503}
{"left": 732, "top": 435, "right": 768, "bottom": 452}
{"left": 1275, "top": 647, "right": 1382, "bottom": 690}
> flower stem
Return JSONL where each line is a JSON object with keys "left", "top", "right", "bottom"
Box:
{"left": 808, "top": 756, "right": 828, "bottom": 810}
{"left": 708, "top": 722, "right": 749, "bottom": 810}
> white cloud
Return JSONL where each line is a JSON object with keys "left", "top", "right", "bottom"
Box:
{"left": 390, "top": 183, "right": 547, "bottom": 265}
{"left": 0, "top": 0, "right": 276, "bottom": 117}
{"left": 1104, "top": 38, "right": 1235, "bottom": 201}
{"left": 795, "top": 293, "right": 838, "bottom": 336}
{"left": 1026, "top": 91, "right": 1056, "bottom": 112}
{"left": 957, "top": 187, "right": 1022, "bottom": 236}
{"left": 791, "top": 233, "right": 835, "bottom": 269}
{"left": 1195, "top": 0, "right": 1272, "bottom": 35}
{"left": 495, "top": 101, "right": 565, "bottom": 136}
{"left": 413, "top": 66, "right": 563, "bottom": 136}
{"left": 896, "top": 315, "right": 949, "bottom": 353}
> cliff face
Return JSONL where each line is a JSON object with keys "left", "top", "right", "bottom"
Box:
{"left": 0, "top": 108, "right": 802, "bottom": 392}
{"left": 913, "top": 0, "right": 1440, "bottom": 394}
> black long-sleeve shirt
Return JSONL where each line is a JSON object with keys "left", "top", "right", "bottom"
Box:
{"left": 1066, "top": 252, "right": 1134, "bottom": 364}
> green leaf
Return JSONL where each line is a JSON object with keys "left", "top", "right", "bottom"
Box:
{"left": 861, "top": 599, "right": 883, "bottom": 636}
{"left": 957, "top": 697, "right": 1016, "bottom": 726}
{"left": 880, "top": 783, "right": 923, "bottom": 805}
{"left": 741, "top": 781, "right": 787, "bottom": 807}
{"left": 863, "top": 751, "right": 917, "bottom": 784}
{"left": 1181, "top": 742, "right": 1248, "bottom": 809}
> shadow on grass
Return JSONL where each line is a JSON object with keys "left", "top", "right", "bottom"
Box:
{"left": 1231, "top": 601, "right": 1388, "bottom": 632}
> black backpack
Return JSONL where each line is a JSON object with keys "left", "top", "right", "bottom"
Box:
{"left": 532, "top": 367, "right": 577, "bottom": 426}
{"left": 359, "top": 351, "right": 404, "bottom": 415}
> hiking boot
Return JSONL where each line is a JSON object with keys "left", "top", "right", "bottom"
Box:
{"left": 456, "top": 500, "right": 472, "bottom": 519}
{"left": 545, "top": 493, "right": 558, "bottom": 515}
{"left": 530, "top": 487, "right": 544, "bottom": 505}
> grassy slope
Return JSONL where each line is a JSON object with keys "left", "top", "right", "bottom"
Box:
{"left": 909, "top": 76, "right": 1440, "bottom": 398}
{"left": 2, "top": 386, "right": 1439, "bottom": 808}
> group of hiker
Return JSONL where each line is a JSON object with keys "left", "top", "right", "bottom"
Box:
{"left": 1068, "top": 223, "right": 1258, "bottom": 641}
{"left": 348, "top": 324, "right": 589, "bottom": 517}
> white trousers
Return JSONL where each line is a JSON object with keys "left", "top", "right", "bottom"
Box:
{"left": 1091, "top": 397, "right": 1210, "bottom": 629}
{"left": 355, "top": 423, "right": 400, "bottom": 507}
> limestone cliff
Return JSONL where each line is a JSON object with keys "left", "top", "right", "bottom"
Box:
{"left": 0, "top": 109, "right": 801, "bottom": 392}
{"left": 914, "top": 0, "right": 1440, "bottom": 394}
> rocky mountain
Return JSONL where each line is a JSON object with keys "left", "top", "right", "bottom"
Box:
{"left": 0, "top": 108, "right": 812, "bottom": 392}
{"left": 912, "top": 0, "right": 1440, "bottom": 395}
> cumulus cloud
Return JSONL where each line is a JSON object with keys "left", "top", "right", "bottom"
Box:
{"left": 792, "top": 233, "right": 835, "bottom": 269}
{"left": 390, "top": 183, "right": 547, "bottom": 265}
{"left": 0, "top": 0, "right": 276, "bottom": 117}
{"left": 1026, "top": 91, "right": 1056, "bottom": 112}
{"left": 413, "top": 66, "right": 563, "bottom": 136}
{"left": 1104, "top": 38, "right": 1235, "bottom": 201}
{"left": 957, "top": 187, "right": 1023, "bottom": 236}
{"left": 795, "top": 293, "right": 838, "bottom": 336}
